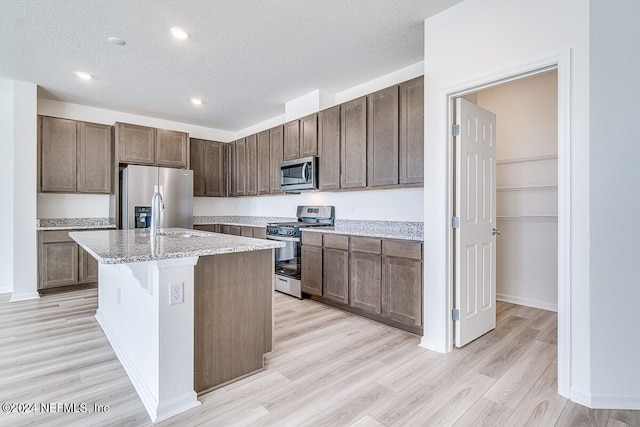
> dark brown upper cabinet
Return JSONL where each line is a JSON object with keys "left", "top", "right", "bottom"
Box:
{"left": 340, "top": 97, "right": 367, "bottom": 189}
{"left": 156, "top": 128, "right": 188, "bottom": 168}
{"left": 270, "top": 125, "right": 284, "bottom": 194}
{"left": 399, "top": 76, "right": 424, "bottom": 185}
{"left": 284, "top": 114, "right": 318, "bottom": 161}
{"left": 283, "top": 120, "right": 300, "bottom": 161}
{"left": 40, "top": 116, "right": 112, "bottom": 194}
{"left": 318, "top": 106, "right": 341, "bottom": 191}
{"left": 245, "top": 134, "right": 258, "bottom": 196}
{"left": 77, "top": 122, "right": 112, "bottom": 193}
{"left": 300, "top": 113, "right": 318, "bottom": 157}
{"left": 231, "top": 138, "right": 247, "bottom": 196}
{"left": 116, "top": 122, "right": 188, "bottom": 168}
{"left": 367, "top": 86, "right": 399, "bottom": 187}
{"left": 190, "top": 138, "right": 228, "bottom": 197}
{"left": 257, "top": 130, "right": 271, "bottom": 195}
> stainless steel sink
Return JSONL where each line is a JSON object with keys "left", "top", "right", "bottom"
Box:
{"left": 156, "top": 230, "right": 209, "bottom": 238}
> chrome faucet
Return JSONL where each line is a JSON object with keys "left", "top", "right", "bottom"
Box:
{"left": 150, "top": 185, "right": 165, "bottom": 237}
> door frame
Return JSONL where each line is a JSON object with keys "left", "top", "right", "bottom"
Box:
{"left": 444, "top": 52, "right": 571, "bottom": 397}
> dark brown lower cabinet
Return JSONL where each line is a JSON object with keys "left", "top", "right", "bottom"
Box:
{"left": 301, "top": 245, "right": 323, "bottom": 296}
{"left": 38, "top": 229, "right": 106, "bottom": 292}
{"left": 300, "top": 231, "right": 423, "bottom": 334}
{"left": 350, "top": 251, "right": 382, "bottom": 314}
{"left": 323, "top": 248, "right": 349, "bottom": 304}
{"left": 382, "top": 256, "right": 423, "bottom": 327}
{"left": 197, "top": 224, "right": 266, "bottom": 239}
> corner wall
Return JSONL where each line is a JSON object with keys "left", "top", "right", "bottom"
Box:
{"left": 10, "top": 81, "right": 39, "bottom": 301}
{"left": 589, "top": 0, "right": 640, "bottom": 409}
{"left": 423, "top": 0, "right": 589, "bottom": 402}
{"left": 0, "top": 80, "right": 14, "bottom": 293}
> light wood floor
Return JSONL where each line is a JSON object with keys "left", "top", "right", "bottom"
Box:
{"left": 0, "top": 289, "right": 638, "bottom": 426}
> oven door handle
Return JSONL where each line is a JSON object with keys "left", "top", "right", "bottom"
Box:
{"left": 267, "top": 235, "right": 300, "bottom": 242}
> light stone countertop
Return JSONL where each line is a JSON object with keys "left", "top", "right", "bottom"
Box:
{"left": 69, "top": 228, "right": 285, "bottom": 265}
{"left": 303, "top": 220, "right": 424, "bottom": 241}
{"left": 37, "top": 217, "right": 116, "bottom": 231}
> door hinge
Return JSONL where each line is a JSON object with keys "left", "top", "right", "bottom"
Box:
{"left": 452, "top": 308, "right": 460, "bottom": 321}
{"left": 451, "top": 216, "right": 460, "bottom": 229}
{"left": 452, "top": 124, "right": 460, "bottom": 136}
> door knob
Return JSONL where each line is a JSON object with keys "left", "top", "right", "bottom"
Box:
{"left": 492, "top": 228, "right": 501, "bottom": 236}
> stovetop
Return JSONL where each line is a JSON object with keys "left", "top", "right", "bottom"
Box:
{"left": 266, "top": 205, "right": 335, "bottom": 238}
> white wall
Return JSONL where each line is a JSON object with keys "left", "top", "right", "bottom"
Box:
{"left": 423, "top": 0, "right": 590, "bottom": 404}
{"left": 589, "top": 0, "right": 640, "bottom": 408}
{"left": 195, "top": 187, "right": 424, "bottom": 221}
{"left": 0, "top": 80, "right": 15, "bottom": 293}
{"left": 476, "top": 72, "right": 558, "bottom": 311}
{"left": 11, "top": 81, "right": 39, "bottom": 301}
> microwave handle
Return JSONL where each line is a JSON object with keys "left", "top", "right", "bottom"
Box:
{"left": 304, "top": 162, "right": 311, "bottom": 183}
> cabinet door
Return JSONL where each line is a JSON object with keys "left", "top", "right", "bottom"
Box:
{"left": 40, "top": 242, "right": 79, "bottom": 289}
{"left": 41, "top": 116, "right": 77, "bottom": 192}
{"left": 257, "top": 130, "right": 271, "bottom": 195}
{"left": 77, "top": 122, "right": 112, "bottom": 193}
{"left": 318, "top": 106, "right": 341, "bottom": 190}
{"left": 283, "top": 120, "right": 300, "bottom": 161}
{"left": 340, "top": 97, "right": 367, "bottom": 188}
{"left": 190, "top": 138, "right": 206, "bottom": 197}
{"left": 79, "top": 247, "right": 98, "bottom": 283}
{"left": 367, "top": 86, "right": 399, "bottom": 187}
{"left": 382, "top": 257, "right": 423, "bottom": 327}
{"left": 301, "top": 245, "right": 323, "bottom": 296}
{"left": 245, "top": 134, "right": 258, "bottom": 195}
{"left": 204, "top": 141, "right": 228, "bottom": 197}
{"left": 350, "top": 251, "right": 382, "bottom": 314}
{"left": 232, "top": 138, "right": 247, "bottom": 196}
{"left": 270, "top": 126, "right": 284, "bottom": 193}
{"left": 300, "top": 113, "right": 318, "bottom": 157}
{"left": 253, "top": 227, "right": 267, "bottom": 239}
{"left": 399, "top": 76, "right": 424, "bottom": 185}
{"left": 323, "top": 248, "right": 349, "bottom": 304}
{"left": 156, "top": 128, "right": 188, "bottom": 168}
{"left": 117, "top": 123, "right": 155, "bottom": 165}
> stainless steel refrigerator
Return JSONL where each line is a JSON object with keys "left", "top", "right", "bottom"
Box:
{"left": 121, "top": 165, "right": 193, "bottom": 230}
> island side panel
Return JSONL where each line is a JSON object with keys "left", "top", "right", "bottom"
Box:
{"left": 194, "top": 249, "right": 273, "bottom": 393}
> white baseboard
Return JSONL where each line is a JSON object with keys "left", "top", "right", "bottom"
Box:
{"left": 497, "top": 293, "right": 557, "bottom": 312}
{"left": 9, "top": 291, "right": 40, "bottom": 302}
{"left": 95, "top": 310, "right": 199, "bottom": 424}
{"left": 571, "top": 386, "right": 640, "bottom": 410}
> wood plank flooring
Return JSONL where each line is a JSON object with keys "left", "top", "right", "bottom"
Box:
{"left": 0, "top": 289, "right": 638, "bottom": 426}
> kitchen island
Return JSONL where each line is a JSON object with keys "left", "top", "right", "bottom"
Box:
{"left": 69, "top": 228, "right": 284, "bottom": 424}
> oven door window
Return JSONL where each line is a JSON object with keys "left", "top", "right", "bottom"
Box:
{"left": 274, "top": 240, "right": 301, "bottom": 280}
{"left": 281, "top": 162, "right": 312, "bottom": 186}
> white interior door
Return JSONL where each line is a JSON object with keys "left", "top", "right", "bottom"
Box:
{"left": 455, "top": 98, "right": 497, "bottom": 347}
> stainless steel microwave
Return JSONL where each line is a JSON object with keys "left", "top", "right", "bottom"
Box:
{"left": 280, "top": 156, "right": 318, "bottom": 192}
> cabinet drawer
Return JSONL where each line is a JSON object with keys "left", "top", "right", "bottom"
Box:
{"left": 323, "top": 234, "right": 349, "bottom": 250}
{"left": 301, "top": 231, "right": 323, "bottom": 246}
{"left": 42, "top": 230, "right": 75, "bottom": 243}
{"left": 240, "top": 226, "right": 254, "bottom": 237}
{"left": 350, "top": 237, "right": 381, "bottom": 254}
{"left": 382, "top": 240, "right": 422, "bottom": 260}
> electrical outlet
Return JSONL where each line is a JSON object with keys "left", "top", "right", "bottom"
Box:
{"left": 116, "top": 288, "right": 121, "bottom": 304}
{"left": 169, "top": 283, "right": 184, "bottom": 305}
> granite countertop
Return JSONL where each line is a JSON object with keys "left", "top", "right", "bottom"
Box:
{"left": 69, "top": 228, "right": 285, "bottom": 265}
{"left": 37, "top": 218, "right": 116, "bottom": 231}
{"left": 193, "top": 216, "right": 295, "bottom": 227}
{"left": 303, "top": 220, "right": 423, "bottom": 241}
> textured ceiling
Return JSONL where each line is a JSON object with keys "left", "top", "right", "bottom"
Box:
{"left": 0, "top": 0, "right": 461, "bottom": 132}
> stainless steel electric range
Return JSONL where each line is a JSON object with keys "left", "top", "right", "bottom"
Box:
{"left": 266, "top": 206, "right": 335, "bottom": 298}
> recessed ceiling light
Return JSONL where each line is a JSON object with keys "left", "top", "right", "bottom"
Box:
{"left": 190, "top": 97, "right": 203, "bottom": 105}
{"left": 75, "top": 71, "right": 93, "bottom": 80}
{"left": 170, "top": 27, "right": 190, "bottom": 40}
{"left": 108, "top": 37, "right": 126, "bottom": 46}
